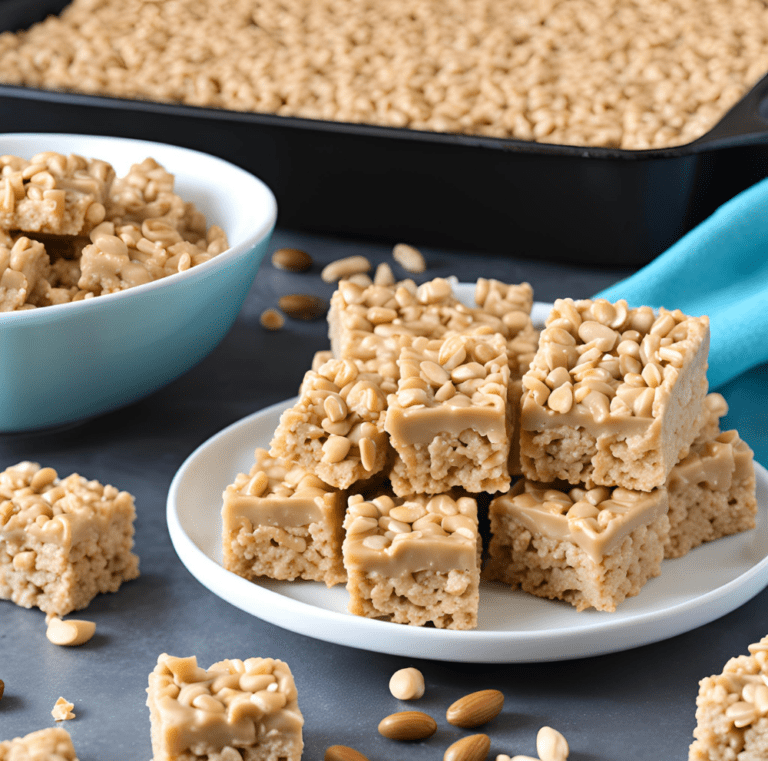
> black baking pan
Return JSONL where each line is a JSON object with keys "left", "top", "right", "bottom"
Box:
{"left": 2, "top": 0, "right": 768, "bottom": 266}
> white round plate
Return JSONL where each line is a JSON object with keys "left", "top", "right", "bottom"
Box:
{"left": 167, "top": 293, "right": 768, "bottom": 662}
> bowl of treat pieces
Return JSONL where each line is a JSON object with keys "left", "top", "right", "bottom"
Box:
{"left": 168, "top": 276, "right": 766, "bottom": 662}
{"left": 0, "top": 133, "right": 277, "bottom": 433}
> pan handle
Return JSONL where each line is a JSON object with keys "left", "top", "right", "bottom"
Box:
{"left": 693, "top": 71, "right": 768, "bottom": 149}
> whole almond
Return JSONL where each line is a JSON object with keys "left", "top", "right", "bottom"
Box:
{"left": 446, "top": 689, "right": 504, "bottom": 728}
{"left": 444, "top": 734, "right": 491, "bottom": 761}
{"left": 378, "top": 710, "right": 437, "bottom": 741}
{"left": 272, "top": 247, "right": 312, "bottom": 272}
{"left": 324, "top": 745, "right": 370, "bottom": 761}
{"left": 278, "top": 294, "right": 327, "bottom": 320}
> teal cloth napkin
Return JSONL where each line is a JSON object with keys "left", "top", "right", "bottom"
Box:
{"left": 595, "top": 177, "right": 768, "bottom": 390}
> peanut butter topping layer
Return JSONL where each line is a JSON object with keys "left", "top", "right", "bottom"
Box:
{"left": 669, "top": 430, "right": 754, "bottom": 493}
{"left": 343, "top": 493, "right": 478, "bottom": 575}
{"left": 385, "top": 333, "right": 510, "bottom": 445}
{"left": 148, "top": 654, "right": 303, "bottom": 757}
{"left": 492, "top": 480, "right": 668, "bottom": 562}
{"left": 521, "top": 298, "right": 710, "bottom": 434}
{"left": 0, "top": 461, "right": 136, "bottom": 550}
{"left": 222, "top": 449, "right": 335, "bottom": 528}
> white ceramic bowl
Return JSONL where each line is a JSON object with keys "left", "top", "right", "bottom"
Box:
{"left": 0, "top": 134, "right": 277, "bottom": 432}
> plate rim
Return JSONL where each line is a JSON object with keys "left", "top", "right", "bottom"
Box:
{"left": 167, "top": 401, "right": 768, "bottom": 663}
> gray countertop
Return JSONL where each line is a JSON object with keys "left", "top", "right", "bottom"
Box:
{"left": 1, "top": 230, "right": 766, "bottom": 761}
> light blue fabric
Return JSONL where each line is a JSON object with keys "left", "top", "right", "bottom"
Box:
{"left": 595, "top": 176, "right": 768, "bottom": 390}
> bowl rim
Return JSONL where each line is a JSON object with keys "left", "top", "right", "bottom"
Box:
{"left": 0, "top": 132, "right": 278, "bottom": 324}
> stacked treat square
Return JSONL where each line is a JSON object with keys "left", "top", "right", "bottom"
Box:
{"left": 221, "top": 278, "right": 758, "bottom": 628}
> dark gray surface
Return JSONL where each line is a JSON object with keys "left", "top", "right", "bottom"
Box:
{"left": 1, "top": 231, "right": 766, "bottom": 761}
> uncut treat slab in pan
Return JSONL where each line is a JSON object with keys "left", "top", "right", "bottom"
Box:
{"left": 2, "top": 1, "right": 768, "bottom": 266}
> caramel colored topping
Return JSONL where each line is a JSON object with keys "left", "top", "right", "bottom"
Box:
{"left": 669, "top": 430, "right": 754, "bottom": 492}
{"left": 491, "top": 480, "right": 668, "bottom": 562}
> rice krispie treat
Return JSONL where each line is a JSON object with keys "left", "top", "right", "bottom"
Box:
{"left": 270, "top": 358, "right": 390, "bottom": 489}
{"left": 520, "top": 298, "right": 710, "bottom": 491}
{"left": 385, "top": 333, "right": 512, "bottom": 495}
{"left": 0, "top": 461, "right": 139, "bottom": 616}
{"left": 693, "top": 392, "right": 730, "bottom": 448}
{"left": 147, "top": 653, "right": 303, "bottom": 761}
{"left": 484, "top": 479, "right": 670, "bottom": 612}
{"left": 666, "top": 429, "right": 757, "bottom": 559}
{"left": 690, "top": 635, "right": 768, "bottom": 761}
{"left": 222, "top": 448, "right": 346, "bottom": 587}
{"left": 343, "top": 492, "right": 481, "bottom": 629}
{"left": 0, "top": 151, "right": 114, "bottom": 236}
{"left": 0, "top": 727, "right": 80, "bottom": 761}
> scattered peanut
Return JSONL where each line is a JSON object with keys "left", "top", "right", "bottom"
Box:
{"left": 278, "top": 293, "right": 327, "bottom": 320}
{"left": 393, "top": 243, "right": 426, "bottom": 274}
{"left": 271, "top": 247, "right": 313, "bottom": 272}
{"left": 378, "top": 710, "right": 437, "bottom": 741}
{"left": 260, "top": 308, "right": 285, "bottom": 330}
{"left": 374, "top": 262, "right": 396, "bottom": 286}
{"left": 321, "top": 256, "right": 372, "bottom": 283}
{"left": 325, "top": 745, "right": 370, "bottom": 761}
{"left": 446, "top": 689, "right": 505, "bottom": 728}
{"left": 445, "top": 734, "right": 491, "bottom": 761}
{"left": 46, "top": 617, "right": 96, "bottom": 647}
{"left": 537, "top": 727, "right": 569, "bottom": 761}
{"left": 389, "top": 667, "right": 425, "bottom": 700}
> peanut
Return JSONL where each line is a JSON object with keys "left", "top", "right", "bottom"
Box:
{"left": 321, "top": 256, "right": 372, "bottom": 283}
{"left": 389, "top": 667, "right": 425, "bottom": 700}
{"left": 46, "top": 617, "right": 96, "bottom": 647}
{"left": 393, "top": 243, "right": 426, "bottom": 274}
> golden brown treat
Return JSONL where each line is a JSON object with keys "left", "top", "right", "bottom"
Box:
{"left": 485, "top": 480, "right": 669, "bottom": 611}
{"left": 690, "top": 635, "right": 768, "bottom": 761}
{"left": 0, "top": 462, "right": 139, "bottom": 616}
{"left": 146, "top": 654, "right": 303, "bottom": 761}
{"left": 666, "top": 429, "right": 757, "bottom": 558}
{"left": 385, "top": 333, "right": 512, "bottom": 495}
{"left": 520, "top": 298, "right": 710, "bottom": 491}
{"left": 1, "top": 0, "right": 767, "bottom": 149}
{"left": 270, "top": 358, "right": 391, "bottom": 490}
{"left": 343, "top": 492, "right": 481, "bottom": 629}
{"left": 0, "top": 727, "right": 80, "bottom": 761}
{"left": 222, "top": 448, "right": 346, "bottom": 586}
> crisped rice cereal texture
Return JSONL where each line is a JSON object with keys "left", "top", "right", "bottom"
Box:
{"left": 0, "top": 461, "right": 139, "bottom": 616}
{"left": 0, "top": 728, "right": 79, "bottom": 761}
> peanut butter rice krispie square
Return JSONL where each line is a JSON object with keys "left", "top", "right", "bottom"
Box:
{"left": 666, "top": 429, "right": 757, "bottom": 559}
{"left": 0, "top": 462, "right": 139, "bottom": 617}
{"left": 147, "top": 653, "right": 303, "bottom": 761}
{"left": 0, "top": 727, "right": 80, "bottom": 761}
{"left": 222, "top": 448, "right": 345, "bottom": 587}
{"left": 270, "top": 358, "right": 390, "bottom": 490}
{"left": 343, "top": 492, "right": 481, "bottom": 629}
{"left": 385, "top": 333, "right": 512, "bottom": 495}
{"left": 484, "top": 479, "right": 669, "bottom": 612}
{"left": 520, "top": 298, "right": 710, "bottom": 491}
{"left": 0, "top": 152, "right": 114, "bottom": 236}
{"left": 690, "top": 635, "right": 768, "bottom": 761}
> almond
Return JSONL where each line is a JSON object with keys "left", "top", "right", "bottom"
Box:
{"left": 272, "top": 247, "right": 313, "bottom": 272}
{"left": 278, "top": 293, "right": 327, "bottom": 320}
{"left": 444, "top": 734, "right": 491, "bottom": 761}
{"left": 324, "top": 745, "right": 370, "bottom": 761}
{"left": 446, "top": 689, "right": 504, "bottom": 728}
{"left": 378, "top": 710, "right": 437, "bottom": 741}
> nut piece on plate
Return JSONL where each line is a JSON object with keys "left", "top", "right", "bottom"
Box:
{"left": 343, "top": 492, "right": 481, "bottom": 629}
{"left": 146, "top": 654, "right": 303, "bottom": 761}
{"left": 389, "top": 667, "right": 425, "bottom": 700}
{"left": 222, "top": 448, "right": 346, "bottom": 587}
{"left": 0, "top": 728, "right": 80, "bottom": 760}
{"left": 484, "top": 480, "right": 669, "bottom": 612}
{"left": 272, "top": 247, "right": 312, "bottom": 272}
{"left": 520, "top": 298, "right": 710, "bottom": 491}
{"left": 0, "top": 462, "right": 139, "bottom": 617}
{"left": 52, "top": 697, "right": 76, "bottom": 721}
{"left": 46, "top": 617, "right": 96, "bottom": 646}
